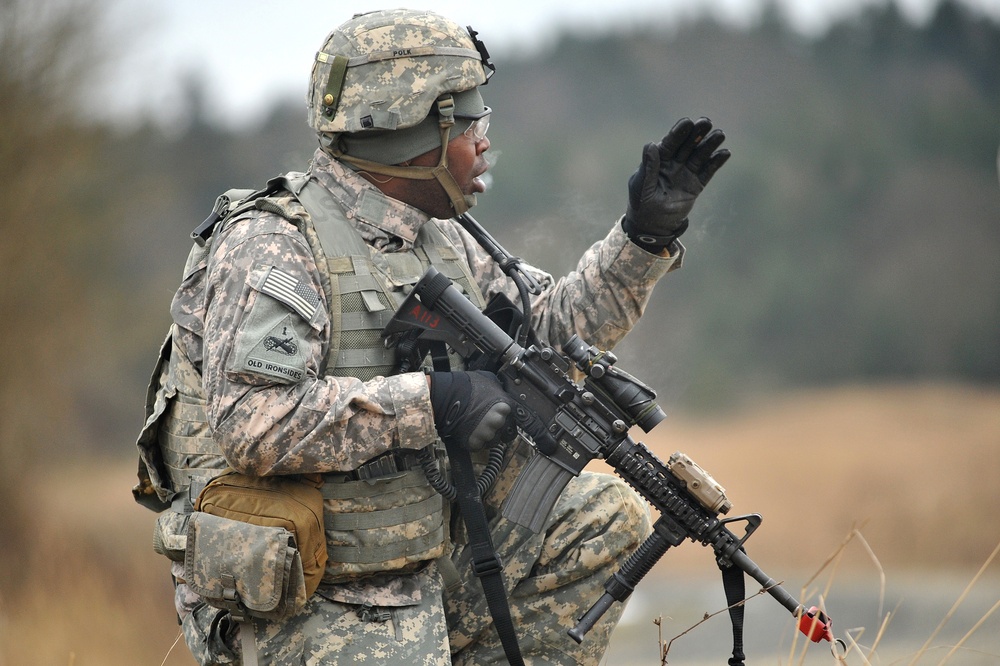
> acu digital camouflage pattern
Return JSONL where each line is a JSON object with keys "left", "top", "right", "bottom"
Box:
{"left": 308, "top": 9, "right": 488, "bottom": 134}
{"left": 179, "top": 470, "right": 651, "bottom": 665}
{"left": 190, "top": 148, "right": 680, "bottom": 487}
{"left": 184, "top": 511, "right": 308, "bottom": 620}
{"left": 169, "top": 88, "right": 682, "bottom": 660}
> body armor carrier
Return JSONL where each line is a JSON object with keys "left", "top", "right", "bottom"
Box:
{"left": 135, "top": 171, "right": 486, "bottom": 581}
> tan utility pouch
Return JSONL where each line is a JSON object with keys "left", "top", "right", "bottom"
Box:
{"left": 191, "top": 469, "right": 327, "bottom": 598}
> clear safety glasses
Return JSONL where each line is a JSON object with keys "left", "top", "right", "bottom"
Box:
{"left": 458, "top": 107, "right": 491, "bottom": 142}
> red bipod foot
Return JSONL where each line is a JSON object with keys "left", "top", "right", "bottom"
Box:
{"left": 797, "top": 606, "right": 834, "bottom": 643}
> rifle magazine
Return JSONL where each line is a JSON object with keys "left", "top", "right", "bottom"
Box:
{"left": 500, "top": 454, "right": 574, "bottom": 533}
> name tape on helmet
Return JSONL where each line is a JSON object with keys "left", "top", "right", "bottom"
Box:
{"left": 317, "top": 46, "right": 483, "bottom": 68}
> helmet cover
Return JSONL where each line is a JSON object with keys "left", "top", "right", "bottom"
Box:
{"left": 308, "top": 9, "right": 491, "bottom": 134}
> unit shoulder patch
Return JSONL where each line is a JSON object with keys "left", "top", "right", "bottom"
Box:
{"left": 243, "top": 315, "right": 307, "bottom": 382}
{"left": 230, "top": 271, "right": 316, "bottom": 384}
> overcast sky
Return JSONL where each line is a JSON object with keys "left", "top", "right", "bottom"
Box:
{"left": 94, "top": 0, "right": 1000, "bottom": 129}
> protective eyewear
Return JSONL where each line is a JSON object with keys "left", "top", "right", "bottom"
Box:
{"left": 458, "top": 107, "right": 491, "bottom": 142}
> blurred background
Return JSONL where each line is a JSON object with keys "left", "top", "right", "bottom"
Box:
{"left": 0, "top": 0, "right": 997, "bottom": 663}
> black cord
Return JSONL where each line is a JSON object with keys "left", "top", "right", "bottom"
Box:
{"left": 418, "top": 446, "right": 456, "bottom": 501}
{"left": 418, "top": 440, "right": 508, "bottom": 501}
{"left": 456, "top": 213, "right": 539, "bottom": 347}
{"left": 475, "top": 440, "right": 507, "bottom": 497}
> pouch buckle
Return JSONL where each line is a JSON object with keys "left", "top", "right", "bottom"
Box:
{"left": 356, "top": 602, "right": 392, "bottom": 623}
{"left": 221, "top": 573, "right": 249, "bottom": 623}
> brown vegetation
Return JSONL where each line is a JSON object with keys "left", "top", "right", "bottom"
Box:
{"left": 2, "top": 384, "right": 997, "bottom": 664}
{"left": 630, "top": 382, "right": 1000, "bottom": 573}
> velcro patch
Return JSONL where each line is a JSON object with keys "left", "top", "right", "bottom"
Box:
{"left": 242, "top": 314, "right": 307, "bottom": 383}
{"left": 259, "top": 266, "right": 320, "bottom": 322}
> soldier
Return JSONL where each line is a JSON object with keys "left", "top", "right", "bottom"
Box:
{"left": 134, "top": 8, "right": 729, "bottom": 665}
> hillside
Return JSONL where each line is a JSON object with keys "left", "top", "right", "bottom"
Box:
{"left": 2, "top": 0, "right": 999, "bottom": 661}
{"left": 2, "top": 0, "right": 999, "bottom": 466}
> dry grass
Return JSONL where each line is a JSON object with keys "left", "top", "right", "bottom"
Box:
{"left": 1, "top": 382, "right": 998, "bottom": 665}
{"left": 617, "top": 382, "right": 1000, "bottom": 572}
{"left": 635, "top": 526, "right": 1000, "bottom": 666}
{"left": 0, "top": 463, "right": 191, "bottom": 666}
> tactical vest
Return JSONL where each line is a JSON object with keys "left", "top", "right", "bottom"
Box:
{"left": 135, "top": 171, "right": 486, "bottom": 582}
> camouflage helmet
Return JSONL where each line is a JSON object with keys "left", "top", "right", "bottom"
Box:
{"left": 308, "top": 9, "right": 494, "bottom": 134}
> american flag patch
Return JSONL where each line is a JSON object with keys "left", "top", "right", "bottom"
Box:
{"left": 260, "top": 267, "right": 320, "bottom": 321}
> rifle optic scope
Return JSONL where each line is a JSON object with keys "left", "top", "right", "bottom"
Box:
{"left": 563, "top": 335, "right": 666, "bottom": 433}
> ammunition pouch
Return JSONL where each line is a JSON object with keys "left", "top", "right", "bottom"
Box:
{"left": 152, "top": 509, "right": 190, "bottom": 562}
{"left": 184, "top": 511, "right": 307, "bottom": 621}
{"left": 189, "top": 469, "right": 328, "bottom": 603}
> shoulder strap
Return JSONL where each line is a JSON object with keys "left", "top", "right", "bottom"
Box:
{"left": 282, "top": 172, "right": 393, "bottom": 377}
{"left": 291, "top": 176, "right": 372, "bottom": 257}
{"left": 189, "top": 171, "right": 323, "bottom": 247}
{"left": 444, "top": 435, "right": 525, "bottom": 666}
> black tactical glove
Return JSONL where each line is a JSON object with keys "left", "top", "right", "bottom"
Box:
{"left": 427, "top": 371, "right": 516, "bottom": 451}
{"left": 623, "top": 117, "right": 731, "bottom": 253}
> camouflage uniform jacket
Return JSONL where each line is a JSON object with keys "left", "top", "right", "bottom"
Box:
{"left": 170, "top": 147, "right": 680, "bottom": 605}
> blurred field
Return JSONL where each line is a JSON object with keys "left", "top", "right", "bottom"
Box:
{"left": 630, "top": 381, "right": 1000, "bottom": 573}
{"left": 1, "top": 382, "right": 997, "bottom": 665}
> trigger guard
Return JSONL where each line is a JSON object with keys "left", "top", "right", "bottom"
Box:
{"left": 514, "top": 406, "right": 557, "bottom": 455}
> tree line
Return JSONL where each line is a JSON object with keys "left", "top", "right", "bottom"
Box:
{"left": 1, "top": 0, "right": 998, "bottom": 475}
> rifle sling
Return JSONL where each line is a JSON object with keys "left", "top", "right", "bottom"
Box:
{"left": 443, "top": 434, "right": 524, "bottom": 666}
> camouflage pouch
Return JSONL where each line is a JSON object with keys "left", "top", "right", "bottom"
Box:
{"left": 152, "top": 510, "right": 189, "bottom": 562}
{"left": 184, "top": 511, "right": 306, "bottom": 621}
{"left": 192, "top": 469, "right": 327, "bottom": 598}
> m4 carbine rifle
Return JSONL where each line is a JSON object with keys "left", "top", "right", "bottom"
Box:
{"left": 382, "top": 266, "right": 835, "bottom": 652}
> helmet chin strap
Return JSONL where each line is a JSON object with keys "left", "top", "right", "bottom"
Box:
{"left": 330, "top": 96, "right": 476, "bottom": 216}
